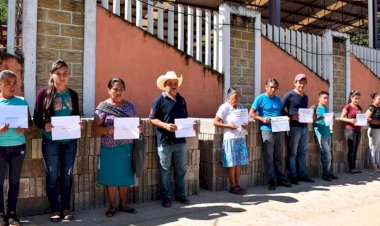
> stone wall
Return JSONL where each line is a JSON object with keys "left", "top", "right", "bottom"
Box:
{"left": 199, "top": 119, "right": 370, "bottom": 191}
{"left": 230, "top": 15, "right": 255, "bottom": 108}
{"left": 332, "top": 38, "right": 347, "bottom": 112}
{"left": 10, "top": 120, "right": 200, "bottom": 216}
{"left": 36, "top": 0, "right": 84, "bottom": 112}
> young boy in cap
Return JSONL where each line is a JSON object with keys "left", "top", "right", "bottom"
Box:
{"left": 149, "top": 71, "right": 193, "bottom": 208}
{"left": 282, "top": 73, "right": 315, "bottom": 184}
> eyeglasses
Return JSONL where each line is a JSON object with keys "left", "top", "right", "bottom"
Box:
{"left": 53, "top": 72, "right": 69, "bottom": 77}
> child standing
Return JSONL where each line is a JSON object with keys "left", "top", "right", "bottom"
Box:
{"left": 0, "top": 70, "right": 32, "bottom": 226}
{"left": 313, "top": 91, "right": 338, "bottom": 181}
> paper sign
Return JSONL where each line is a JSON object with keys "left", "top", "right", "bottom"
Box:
{"left": 0, "top": 105, "right": 28, "bottom": 128}
{"left": 271, "top": 116, "right": 290, "bottom": 132}
{"left": 298, "top": 108, "right": 314, "bottom": 123}
{"left": 114, "top": 117, "right": 140, "bottom": 140}
{"left": 230, "top": 109, "right": 249, "bottom": 127}
{"left": 323, "top": 113, "right": 334, "bottom": 126}
{"left": 355, "top": 114, "right": 368, "bottom": 126}
{"left": 51, "top": 116, "right": 81, "bottom": 140}
{"left": 175, "top": 118, "right": 196, "bottom": 138}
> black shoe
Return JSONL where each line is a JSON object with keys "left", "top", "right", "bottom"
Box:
{"left": 7, "top": 212, "right": 20, "bottom": 226}
{"left": 268, "top": 180, "right": 276, "bottom": 190}
{"left": 174, "top": 196, "right": 190, "bottom": 204}
{"left": 349, "top": 169, "right": 362, "bottom": 174}
{"left": 289, "top": 177, "right": 299, "bottom": 185}
{"left": 322, "top": 174, "right": 332, "bottom": 181}
{"left": 298, "top": 176, "right": 315, "bottom": 183}
{"left": 161, "top": 197, "right": 172, "bottom": 208}
{"left": 329, "top": 173, "right": 338, "bottom": 179}
{"left": 277, "top": 179, "right": 292, "bottom": 187}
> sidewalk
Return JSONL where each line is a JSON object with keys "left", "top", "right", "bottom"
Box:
{"left": 21, "top": 170, "right": 380, "bottom": 226}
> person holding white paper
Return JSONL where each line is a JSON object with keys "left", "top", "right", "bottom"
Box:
{"left": 214, "top": 87, "right": 249, "bottom": 195}
{"left": 93, "top": 78, "right": 142, "bottom": 217}
{"left": 365, "top": 92, "right": 380, "bottom": 171}
{"left": 340, "top": 90, "right": 363, "bottom": 174}
{"left": 281, "top": 73, "right": 315, "bottom": 184}
{"left": 33, "top": 60, "right": 81, "bottom": 222}
{"left": 250, "top": 79, "right": 292, "bottom": 190}
{"left": 0, "top": 70, "right": 32, "bottom": 226}
{"left": 312, "top": 91, "right": 338, "bottom": 181}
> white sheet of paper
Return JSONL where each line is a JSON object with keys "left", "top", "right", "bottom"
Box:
{"left": 298, "top": 108, "right": 314, "bottom": 123}
{"left": 175, "top": 118, "right": 196, "bottom": 138}
{"left": 270, "top": 116, "right": 290, "bottom": 132}
{"left": 51, "top": 116, "right": 81, "bottom": 140}
{"left": 230, "top": 109, "right": 249, "bottom": 127}
{"left": 355, "top": 114, "right": 368, "bottom": 126}
{"left": 0, "top": 105, "right": 28, "bottom": 128}
{"left": 114, "top": 117, "right": 140, "bottom": 140}
{"left": 323, "top": 113, "right": 334, "bottom": 126}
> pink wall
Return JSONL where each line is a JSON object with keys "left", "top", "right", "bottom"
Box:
{"left": 0, "top": 56, "right": 23, "bottom": 96}
{"left": 96, "top": 7, "right": 223, "bottom": 117}
{"left": 261, "top": 37, "right": 328, "bottom": 106}
{"left": 351, "top": 54, "right": 380, "bottom": 109}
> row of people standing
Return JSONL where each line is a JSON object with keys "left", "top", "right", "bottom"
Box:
{"left": 214, "top": 73, "right": 380, "bottom": 192}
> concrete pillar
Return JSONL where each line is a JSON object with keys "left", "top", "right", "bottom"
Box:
{"left": 368, "top": 0, "right": 378, "bottom": 48}
{"left": 268, "top": 0, "right": 281, "bottom": 26}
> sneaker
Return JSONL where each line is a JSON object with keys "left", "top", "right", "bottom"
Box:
{"left": 161, "top": 197, "right": 172, "bottom": 208}
{"left": 7, "top": 212, "right": 20, "bottom": 226}
{"left": 0, "top": 213, "right": 5, "bottom": 226}
{"left": 268, "top": 180, "right": 276, "bottom": 190}
{"left": 174, "top": 196, "right": 190, "bottom": 204}
{"left": 289, "top": 177, "right": 299, "bottom": 185}
{"left": 322, "top": 174, "right": 332, "bottom": 181}
{"left": 329, "top": 173, "right": 338, "bottom": 179}
{"left": 298, "top": 176, "right": 315, "bottom": 183}
{"left": 277, "top": 179, "right": 292, "bottom": 187}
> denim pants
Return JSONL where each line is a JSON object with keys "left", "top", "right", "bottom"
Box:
{"left": 42, "top": 136, "right": 77, "bottom": 212}
{"left": 157, "top": 143, "right": 187, "bottom": 198}
{"left": 261, "top": 131, "right": 285, "bottom": 182}
{"left": 287, "top": 126, "right": 309, "bottom": 178}
{"left": 316, "top": 136, "right": 332, "bottom": 175}
{"left": 0, "top": 144, "right": 25, "bottom": 214}
{"left": 344, "top": 129, "right": 361, "bottom": 170}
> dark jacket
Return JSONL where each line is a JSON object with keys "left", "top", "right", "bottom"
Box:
{"left": 33, "top": 87, "right": 80, "bottom": 129}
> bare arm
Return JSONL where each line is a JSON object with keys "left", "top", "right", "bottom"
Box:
{"left": 340, "top": 107, "right": 356, "bottom": 124}
{"left": 92, "top": 117, "right": 113, "bottom": 135}
{"left": 150, "top": 118, "right": 177, "bottom": 132}
{"left": 249, "top": 108, "right": 270, "bottom": 123}
{"left": 213, "top": 116, "right": 237, "bottom": 130}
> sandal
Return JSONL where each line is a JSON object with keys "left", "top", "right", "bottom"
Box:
{"left": 118, "top": 205, "right": 137, "bottom": 214}
{"left": 106, "top": 207, "right": 117, "bottom": 217}
{"left": 50, "top": 212, "right": 61, "bottom": 223}
{"left": 237, "top": 186, "right": 247, "bottom": 194}
{"left": 229, "top": 186, "right": 246, "bottom": 195}
{"left": 62, "top": 210, "right": 74, "bottom": 220}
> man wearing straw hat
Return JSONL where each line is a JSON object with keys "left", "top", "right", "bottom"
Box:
{"left": 149, "top": 71, "right": 191, "bottom": 208}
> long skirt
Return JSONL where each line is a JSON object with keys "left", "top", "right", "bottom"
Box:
{"left": 221, "top": 138, "right": 249, "bottom": 167}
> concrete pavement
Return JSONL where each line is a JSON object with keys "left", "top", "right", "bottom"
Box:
{"left": 20, "top": 170, "right": 380, "bottom": 226}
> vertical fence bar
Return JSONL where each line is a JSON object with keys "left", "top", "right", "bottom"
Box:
{"left": 273, "top": 25, "right": 279, "bottom": 45}
{"left": 101, "top": 0, "right": 108, "bottom": 9}
{"left": 157, "top": 1, "right": 164, "bottom": 40}
{"left": 213, "top": 12, "right": 219, "bottom": 70}
{"left": 312, "top": 35, "right": 317, "bottom": 73}
{"left": 285, "top": 28, "right": 291, "bottom": 54}
{"left": 291, "top": 30, "right": 296, "bottom": 56}
{"left": 196, "top": 8, "right": 202, "bottom": 62}
{"left": 6, "top": 0, "right": 16, "bottom": 54}
{"left": 125, "top": 0, "right": 132, "bottom": 22}
{"left": 261, "top": 23, "right": 267, "bottom": 36}
{"left": 322, "top": 36, "right": 327, "bottom": 80}
{"left": 317, "top": 36, "right": 322, "bottom": 75}
{"left": 301, "top": 32, "right": 307, "bottom": 65}
{"left": 307, "top": 34, "right": 312, "bottom": 70}
{"left": 113, "top": 0, "right": 120, "bottom": 15}
{"left": 136, "top": 0, "right": 143, "bottom": 28}
{"left": 205, "top": 10, "right": 211, "bottom": 66}
{"left": 168, "top": 3, "right": 175, "bottom": 45}
{"left": 187, "top": 6, "right": 194, "bottom": 56}
{"left": 267, "top": 24, "right": 273, "bottom": 41}
{"left": 279, "top": 27, "right": 285, "bottom": 49}
{"left": 296, "top": 31, "right": 302, "bottom": 61}
{"left": 177, "top": 5, "right": 184, "bottom": 51}
{"left": 147, "top": 0, "right": 154, "bottom": 34}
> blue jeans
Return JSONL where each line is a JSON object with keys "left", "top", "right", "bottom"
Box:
{"left": 316, "top": 136, "right": 332, "bottom": 175}
{"left": 157, "top": 143, "right": 187, "bottom": 198}
{"left": 0, "top": 145, "right": 25, "bottom": 214}
{"left": 42, "top": 136, "right": 77, "bottom": 212}
{"left": 287, "top": 126, "right": 309, "bottom": 178}
{"left": 344, "top": 129, "right": 361, "bottom": 170}
{"left": 261, "top": 131, "right": 285, "bottom": 182}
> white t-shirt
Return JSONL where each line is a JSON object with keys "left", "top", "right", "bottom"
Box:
{"left": 216, "top": 102, "right": 247, "bottom": 140}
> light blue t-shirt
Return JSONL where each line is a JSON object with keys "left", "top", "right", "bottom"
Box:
{"left": 252, "top": 93, "right": 283, "bottom": 131}
{"left": 313, "top": 104, "right": 331, "bottom": 138}
{"left": 0, "top": 96, "right": 28, "bottom": 146}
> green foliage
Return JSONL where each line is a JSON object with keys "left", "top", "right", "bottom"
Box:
{"left": 0, "top": 0, "right": 7, "bottom": 24}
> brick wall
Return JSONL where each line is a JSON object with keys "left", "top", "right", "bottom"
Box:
{"left": 332, "top": 38, "right": 347, "bottom": 112}
{"left": 36, "top": 0, "right": 84, "bottom": 112}
{"left": 10, "top": 120, "right": 200, "bottom": 216}
{"left": 230, "top": 15, "right": 255, "bottom": 108}
{"left": 199, "top": 119, "right": 370, "bottom": 191}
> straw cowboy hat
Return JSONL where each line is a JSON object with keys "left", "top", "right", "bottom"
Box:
{"left": 156, "top": 71, "right": 183, "bottom": 90}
